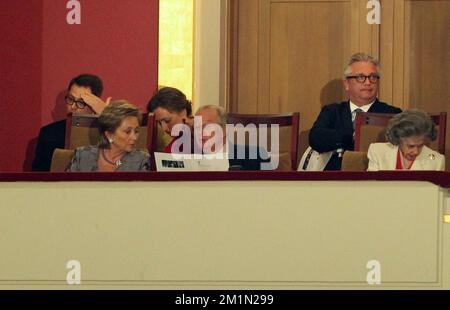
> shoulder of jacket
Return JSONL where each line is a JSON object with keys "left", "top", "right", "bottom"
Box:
{"left": 374, "top": 100, "right": 402, "bottom": 112}
{"left": 422, "top": 145, "right": 445, "bottom": 159}
{"left": 39, "top": 119, "right": 66, "bottom": 134}
{"left": 323, "top": 101, "right": 347, "bottom": 109}
{"left": 75, "top": 145, "right": 98, "bottom": 154}
{"left": 369, "top": 142, "right": 396, "bottom": 151}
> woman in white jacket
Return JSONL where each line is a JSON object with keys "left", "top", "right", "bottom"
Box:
{"left": 367, "top": 110, "right": 445, "bottom": 171}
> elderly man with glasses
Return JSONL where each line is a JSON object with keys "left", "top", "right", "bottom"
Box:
{"left": 32, "top": 74, "right": 111, "bottom": 171}
{"left": 308, "top": 53, "right": 402, "bottom": 170}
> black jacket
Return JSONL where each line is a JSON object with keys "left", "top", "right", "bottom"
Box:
{"left": 228, "top": 144, "right": 271, "bottom": 170}
{"left": 32, "top": 119, "right": 66, "bottom": 171}
{"left": 309, "top": 100, "right": 402, "bottom": 170}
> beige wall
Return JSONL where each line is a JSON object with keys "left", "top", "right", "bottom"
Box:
{"left": 1, "top": 180, "right": 449, "bottom": 289}
{"left": 194, "top": 0, "right": 228, "bottom": 109}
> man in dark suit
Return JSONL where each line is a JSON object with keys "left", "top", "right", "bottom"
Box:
{"left": 194, "top": 105, "right": 271, "bottom": 170}
{"left": 309, "top": 53, "right": 402, "bottom": 170}
{"left": 32, "top": 74, "right": 110, "bottom": 171}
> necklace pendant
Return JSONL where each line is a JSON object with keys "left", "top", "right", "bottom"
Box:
{"left": 102, "top": 149, "right": 123, "bottom": 167}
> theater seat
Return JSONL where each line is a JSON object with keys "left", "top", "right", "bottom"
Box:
{"left": 65, "top": 112, "right": 160, "bottom": 151}
{"left": 354, "top": 112, "right": 447, "bottom": 155}
{"left": 341, "top": 151, "right": 368, "bottom": 171}
{"left": 50, "top": 149, "right": 75, "bottom": 172}
{"left": 227, "top": 112, "right": 300, "bottom": 170}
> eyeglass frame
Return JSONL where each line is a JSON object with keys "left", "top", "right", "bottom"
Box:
{"left": 345, "top": 74, "right": 380, "bottom": 84}
{"left": 65, "top": 94, "right": 87, "bottom": 109}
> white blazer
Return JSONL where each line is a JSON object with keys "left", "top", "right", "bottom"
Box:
{"left": 367, "top": 142, "right": 445, "bottom": 171}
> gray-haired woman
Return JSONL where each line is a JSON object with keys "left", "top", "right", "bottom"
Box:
{"left": 367, "top": 109, "right": 444, "bottom": 171}
{"left": 69, "top": 100, "right": 150, "bottom": 172}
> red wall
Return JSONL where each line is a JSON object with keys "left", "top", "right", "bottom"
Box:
{"left": 0, "top": 1, "right": 43, "bottom": 172}
{"left": 0, "top": 0, "right": 159, "bottom": 172}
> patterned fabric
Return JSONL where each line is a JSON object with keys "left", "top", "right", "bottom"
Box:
{"left": 69, "top": 146, "right": 150, "bottom": 172}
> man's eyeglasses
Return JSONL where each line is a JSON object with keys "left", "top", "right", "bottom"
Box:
{"left": 346, "top": 74, "right": 380, "bottom": 84}
{"left": 65, "top": 95, "right": 87, "bottom": 109}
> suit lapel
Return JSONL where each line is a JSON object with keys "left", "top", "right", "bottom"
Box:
{"left": 340, "top": 101, "right": 353, "bottom": 134}
{"left": 367, "top": 99, "right": 381, "bottom": 113}
{"left": 386, "top": 144, "right": 398, "bottom": 170}
{"left": 411, "top": 147, "right": 431, "bottom": 170}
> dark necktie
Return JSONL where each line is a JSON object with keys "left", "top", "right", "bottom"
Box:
{"left": 352, "top": 108, "right": 363, "bottom": 130}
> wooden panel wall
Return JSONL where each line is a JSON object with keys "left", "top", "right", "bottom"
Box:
{"left": 406, "top": 0, "right": 450, "bottom": 167}
{"left": 228, "top": 0, "right": 450, "bottom": 167}
{"left": 381, "top": 0, "right": 450, "bottom": 167}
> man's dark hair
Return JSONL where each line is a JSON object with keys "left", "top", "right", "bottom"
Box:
{"left": 147, "top": 87, "right": 192, "bottom": 116}
{"left": 68, "top": 74, "right": 103, "bottom": 97}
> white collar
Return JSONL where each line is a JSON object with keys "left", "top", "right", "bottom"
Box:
{"left": 349, "top": 100, "right": 375, "bottom": 113}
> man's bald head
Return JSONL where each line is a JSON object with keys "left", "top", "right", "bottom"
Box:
{"left": 195, "top": 105, "right": 227, "bottom": 128}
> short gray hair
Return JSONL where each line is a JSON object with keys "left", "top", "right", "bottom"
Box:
{"left": 386, "top": 109, "right": 437, "bottom": 145}
{"left": 195, "top": 105, "right": 228, "bottom": 128}
{"left": 344, "top": 52, "right": 380, "bottom": 77}
{"left": 98, "top": 100, "right": 141, "bottom": 148}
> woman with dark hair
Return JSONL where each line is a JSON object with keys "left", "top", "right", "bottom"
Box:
{"left": 147, "top": 87, "right": 194, "bottom": 153}
{"left": 367, "top": 109, "right": 445, "bottom": 171}
{"left": 69, "top": 100, "right": 150, "bottom": 171}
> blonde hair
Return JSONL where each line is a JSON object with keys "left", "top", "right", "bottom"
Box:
{"left": 98, "top": 100, "right": 141, "bottom": 148}
{"left": 344, "top": 52, "right": 380, "bottom": 77}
